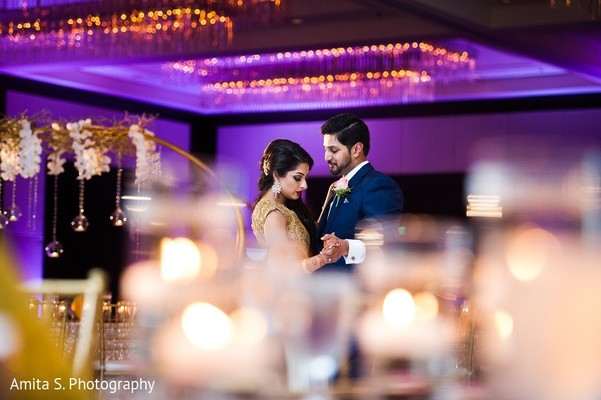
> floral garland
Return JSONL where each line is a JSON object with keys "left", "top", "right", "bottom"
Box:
{"left": 0, "top": 112, "right": 162, "bottom": 257}
{"left": 0, "top": 112, "right": 161, "bottom": 206}
{"left": 68, "top": 118, "right": 111, "bottom": 180}
{"left": 1, "top": 120, "right": 23, "bottom": 181}
{"left": 18, "top": 120, "right": 43, "bottom": 179}
{"left": 0, "top": 143, "right": 20, "bottom": 181}
{"left": 128, "top": 124, "right": 161, "bottom": 185}
{"left": 33, "top": 114, "right": 160, "bottom": 181}
{"left": 47, "top": 149, "right": 66, "bottom": 176}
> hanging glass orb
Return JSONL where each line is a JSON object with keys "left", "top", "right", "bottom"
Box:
{"left": 0, "top": 213, "right": 9, "bottom": 228}
{"left": 7, "top": 205, "right": 22, "bottom": 222}
{"left": 110, "top": 208, "right": 127, "bottom": 227}
{"left": 45, "top": 240, "right": 64, "bottom": 258}
{"left": 71, "top": 214, "right": 90, "bottom": 232}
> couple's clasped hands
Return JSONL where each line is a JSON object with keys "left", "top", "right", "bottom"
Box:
{"left": 320, "top": 232, "right": 347, "bottom": 263}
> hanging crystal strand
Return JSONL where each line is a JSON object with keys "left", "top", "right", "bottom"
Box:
{"left": 133, "top": 183, "right": 142, "bottom": 262}
{"left": 45, "top": 175, "right": 64, "bottom": 258}
{"left": 27, "top": 175, "right": 39, "bottom": 232}
{"left": 8, "top": 180, "right": 22, "bottom": 222}
{"left": 71, "top": 177, "right": 90, "bottom": 232}
{"left": 0, "top": 178, "right": 9, "bottom": 228}
{"left": 110, "top": 153, "right": 127, "bottom": 226}
{"left": 32, "top": 174, "right": 39, "bottom": 231}
{"left": 27, "top": 177, "right": 33, "bottom": 231}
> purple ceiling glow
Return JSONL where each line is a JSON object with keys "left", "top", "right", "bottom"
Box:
{"left": 2, "top": 36, "right": 599, "bottom": 115}
{"left": 161, "top": 41, "right": 475, "bottom": 113}
{"left": 2, "top": 1, "right": 601, "bottom": 115}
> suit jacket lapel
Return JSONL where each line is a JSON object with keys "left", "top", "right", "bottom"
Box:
{"left": 347, "top": 163, "right": 373, "bottom": 188}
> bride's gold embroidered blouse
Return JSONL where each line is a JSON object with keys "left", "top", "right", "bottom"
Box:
{"left": 251, "top": 199, "right": 310, "bottom": 259}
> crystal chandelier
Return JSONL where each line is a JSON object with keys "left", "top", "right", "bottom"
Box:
{"left": 0, "top": 0, "right": 283, "bottom": 65}
{"left": 162, "top": 41, "right": 475, "bottom": 113}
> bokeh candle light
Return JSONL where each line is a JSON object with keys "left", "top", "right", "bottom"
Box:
{"left": 160, "top": 237, "right": 201, "bottom": 282}
{"left": 153, "top": 303, "right": 278, "bottom": 389}
{"left": 181, "top": 302, "right": 233, "bottom": 350}
{"left": 382, "top": 288, "right": 416, "bottom": 329}
{"left": 358, "top": 288, "right": 455, "bottom": 360}
{"left": 413, "top": 291, "right": 440, "bottom": 323}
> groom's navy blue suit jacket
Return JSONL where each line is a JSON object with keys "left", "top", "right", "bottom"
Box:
{"left": 316, "top": 163, "right": 403, "bottom": 273}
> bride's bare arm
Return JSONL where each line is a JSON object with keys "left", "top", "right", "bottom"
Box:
{"left": 302, "top": 253, "right": 328, "bottom": 273}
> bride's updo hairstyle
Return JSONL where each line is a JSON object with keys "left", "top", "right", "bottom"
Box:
{"left": 257, "top": 139, "right": 314, "bottom": 193}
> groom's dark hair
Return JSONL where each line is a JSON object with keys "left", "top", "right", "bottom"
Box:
{"left": 320, "top": 113, "right": 370, "bottom": 156}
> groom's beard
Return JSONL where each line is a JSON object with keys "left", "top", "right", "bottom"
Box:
{"left": 328, "top": 155, "right": 351, "bottom": 176}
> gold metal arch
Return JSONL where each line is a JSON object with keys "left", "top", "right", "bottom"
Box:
{"left": 145, "top": 134, "right": 247, "bottom": 263}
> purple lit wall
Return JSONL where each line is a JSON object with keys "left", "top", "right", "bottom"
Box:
{"left": 216, "top": 108, "right": 601, "bottom": 239}
{"left": 4, "top": 90, "right": 191, "bottom": 281}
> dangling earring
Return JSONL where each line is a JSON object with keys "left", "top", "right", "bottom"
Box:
{"left": 271, "top": 180, "right": 282, "bottom": 197}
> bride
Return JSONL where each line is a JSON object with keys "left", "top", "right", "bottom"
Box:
{"left": 251, "top": 139, "right": 330, "bottom": 273}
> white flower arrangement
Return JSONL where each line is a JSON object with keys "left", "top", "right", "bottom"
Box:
{"left": 1, "top": 112, "right": 162, "bottom": 257}
{"left": 18, "top": 120, "right": 42, "bottom": 179}
{"left": 1, "top": 112, "right": 160, "bottom": 204}
{"left": 69, "top": 119, "right": 111, "bottom": 180}
{"left": 47, "top": 150, "right": 66, "bottom": 176}
{"left": 45, "top": 122, "right": 67, "bottom": 176}
{"left": 1, "top": 114, "right": 159, "bottom": 183}
{"left": 128, "top": 124, "right": 161, "bottom": 185}
{"left": 0, "top": 115, "right": 160, "bottom": 184}
{"left": 0, "top": 143, "right": 20, "bottom": 181}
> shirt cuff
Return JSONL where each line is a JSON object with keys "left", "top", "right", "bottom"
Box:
{"left": 343, "top": 239, "right": 366, "bottom": 264}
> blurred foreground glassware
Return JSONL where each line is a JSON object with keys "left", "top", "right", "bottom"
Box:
{"left": 355, "top": 214, "right": 475, "bottom": 398}
{"left": 102, "top": 292, "right": 113, "bottom": 322}
{"left": 116, "top": 301, "right": 137, "bottom": 323}
{"left": 116, "top": 140, "right": 259, "bottom": 395}
{"left": 273, "top": 272, "right": 357, "bottom": 396}
{"left": 455, "top": 299, "right": 481, "bottom": 385}
{"left": 26, "top": 294, "right": 81, "bottom": 358}
{"left": 474, "top": 224, "right": 601, "bottom": 400}
{"left": 467, "top": 143, "right": 601, "bottom": 399}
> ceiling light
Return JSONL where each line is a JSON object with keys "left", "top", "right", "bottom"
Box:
{"left": 0, "top": 0, "right": 283, "bottom": 65}
{"left": 163, "top": 41, "right": 475, "bottom": 113}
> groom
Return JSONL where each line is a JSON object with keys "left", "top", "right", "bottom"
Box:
{"left": 317, "top": 113, "right": 403, "bottom": 273}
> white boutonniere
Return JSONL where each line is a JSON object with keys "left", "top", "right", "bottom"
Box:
{"left": 332, "top": 177, "right": 351, "bottom": 206}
